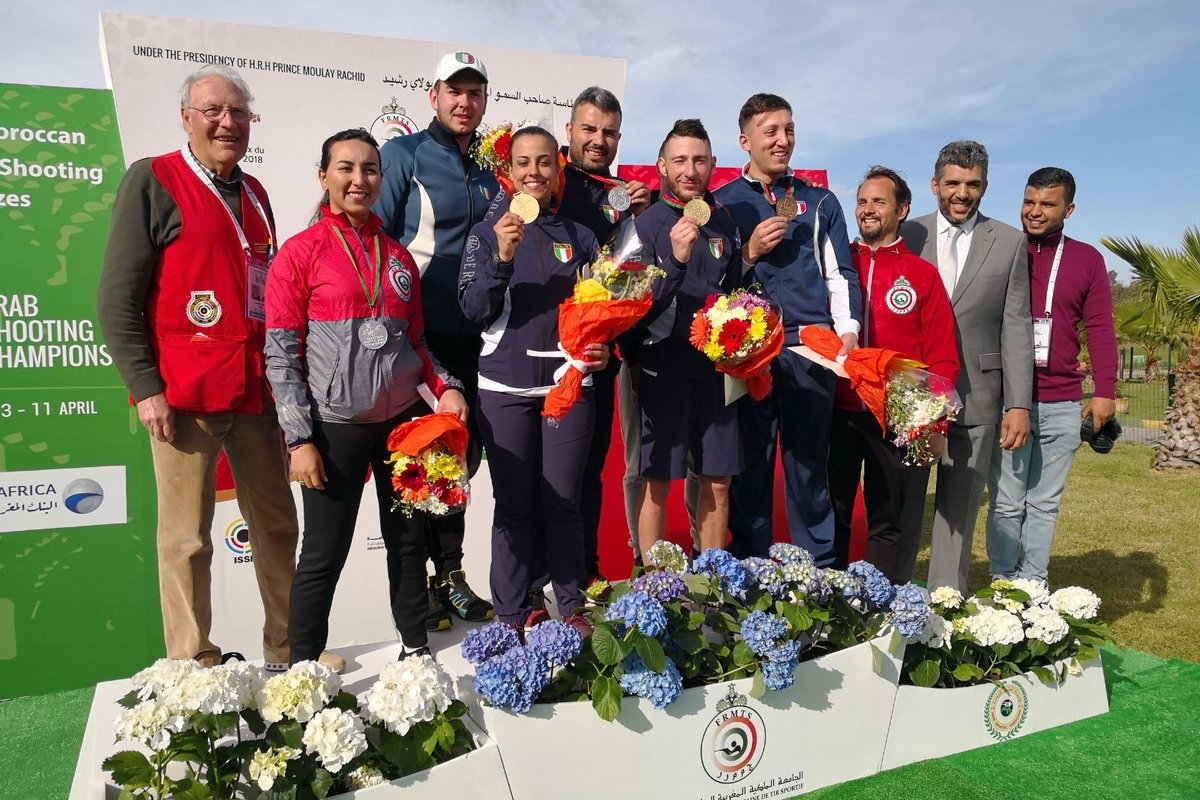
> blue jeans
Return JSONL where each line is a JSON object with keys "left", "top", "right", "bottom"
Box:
{"left": 986, "top": 401, "right": 1082, "bottom": 582}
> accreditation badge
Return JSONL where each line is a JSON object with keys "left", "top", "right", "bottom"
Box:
{"left": 1033, "top": 316, "right": 1052, "bottom": 367}
{"left": 884, "top": 276, "right": 917, "bottom": 315}
{"left": 245, "top": 252, "right": 269, "bottom": 322}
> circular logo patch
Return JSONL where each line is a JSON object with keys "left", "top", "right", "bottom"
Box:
{"left": 389, "top": 256, "right": 412, "bottom": 302}
{"left": 701, "top": 706, "right": 766, "bottom": 783}
{"left": 63, "top": 478, "right": 104, "bottom": 514}
{"left": 186, "top": 291, "right": 223, "bottom": 328}
{"left": 984, "top": 681, "right": 1029, "bottom": 741}
{"left": 885, "top": 276, "right": 917, "bottom": 315}
{"left": 224, "top": 518, "right": 252, "bottom": 555}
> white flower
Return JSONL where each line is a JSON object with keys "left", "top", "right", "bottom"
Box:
{"left": 1009, "top": 578, "right": 1049, "bottom": 603}
{"left": 916, "top": 613, "right": 952, "bottom": 649}
{"left": 929, "top": 586, "right": 963, "bottom": 609}
{"left": 130, "top": 658, "right": 202, "bottom": 701}
{"left": 962, "top": 606, "right": 1025, "bottom": 647}
{"left": 302, "top": 708, "right": 367, "bottom": 773}
{"left": 248, "top": 746, "right": 300, "bottom": 792}
{"left": 160, "top": 662, "right": 263, "bottom": 719}
{"left": 114, "top": 699, "right": 183, "bottom": 751}
{"left": 1049, "top": 586, "right": 1101, "bottom": 620}
{"left": 344, "top": 765, "right": 386, "bottom": 790}
{"left": 996, "top": 597, "right": 1025, "bottom": 614}
{"left": 644, "top": 540, "right": 687, "bottom": 573}
{"left": 360, "top": 655, "right": 456, "bottom": 736}
{"left": 1022, "top": 604, "right": 1070, "bottom": 645}
{"left": 256, "top": 661, "right": 341, "bottom": 723}
{"left": 1068, "top": 658, "right": 1083, "bottom": 677}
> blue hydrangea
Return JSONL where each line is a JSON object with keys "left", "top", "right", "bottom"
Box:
{"left": 693, "top": 548, "right": 750, "bottom": 599}
{"left": 618, "top": 652, "right": 683, "bottom": 710}
{"left": 848, "top": 561, "right": 897, "bottom": 607}
{"left": 740, "top": 611, "right": 789, "bottom": 658}
{"left": 768, "top": 542, "right": 815, "bottom": 566}
{"left": 631, "top": 570, "right": 688, "bottom": 603}
{"left": 889, "top": 582, "right": 931, "bottom": 639}
{"left": 460, "top": 622, "right": 521, "bottom": 665}
{"left": 604, "top": 590, "right": 668, "bottom": 639}
{"left": 824, "top": 569, "right": 862, "bottom": 600}
{"left": 761, "top": 656, "right": 799, "bottom": 691}
{"left": 742, "top": 557, "right": 788, "bottom": 598}
{"left": 472, "top": 646, "right": 550, "bottom": 714}
{"left": 525, "top": 619, "right": 583, "bottom": 667}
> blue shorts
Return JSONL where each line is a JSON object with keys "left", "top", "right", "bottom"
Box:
{"left": 639, "top": 368, "right": 743, "bottom": 480}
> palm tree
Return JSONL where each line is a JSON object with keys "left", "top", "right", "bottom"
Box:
{"left": 1103, "top": 228, "right": 1200, "bottom": 469}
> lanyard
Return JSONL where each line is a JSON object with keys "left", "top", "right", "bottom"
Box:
{"left": 567, "top": 161, "right": 626, "bottom": 190}
{"left": 181, "top": 147, "right": 272, "bottom": 255}
{"left": 1042, "top": 236, "right": 1067, "bottom": 317}
{"left": 757, "top": 174, "right": 794, "bottom": 206}
{"left": 330, "top": 224, "right": 383, "bottom": 316}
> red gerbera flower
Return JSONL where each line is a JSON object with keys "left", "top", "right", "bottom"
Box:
{"left": 494, "top": 132, "right": 511, "bottom": 162}
{"left": 717, "top": 318, "right": 750, "bottom": 356}
{"left": 618, "top": 260, "right": 645, "bottom": 272}
{"left": 397, "top": 461, "right": 427, "bottom": 491}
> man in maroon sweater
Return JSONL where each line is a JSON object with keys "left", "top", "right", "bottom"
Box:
{"left": 985, "top": 167, "right": 1118, "bottom": 586}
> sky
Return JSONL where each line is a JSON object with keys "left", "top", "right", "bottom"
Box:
{"left": 4, "top": 0, "right": 1198, "bottom": 281}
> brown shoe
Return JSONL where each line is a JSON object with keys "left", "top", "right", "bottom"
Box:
{"left": 196, "top": 654, "right": 221, "bottom": 668}
{"left": 317, "top": 650, "right": 346, "bottom": 674}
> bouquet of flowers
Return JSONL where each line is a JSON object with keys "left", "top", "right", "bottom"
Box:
{"left": 471, "top": 120, "right": 566, "bottom": 200}
{"left": 689, "top": 289, "right": 784, "bottom": 401}
{"left": 542, "top": 219, "right": 664, "bottom": 422}
{"left": 797, "top": 325, "right": 961, "bottom": 465}
{"left": 903, "top": 579, "right": 1112, "bottom": 689}
{"left": 385, "top": 412, "right": 470, "bottom": 517}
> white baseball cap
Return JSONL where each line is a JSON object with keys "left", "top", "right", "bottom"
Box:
{"left": 434, "top": 51, "right": 488, "bottom": 83}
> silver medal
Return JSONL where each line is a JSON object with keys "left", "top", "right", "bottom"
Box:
{"left": 358, "top": 318, "right": 388, "bottom": 350}
{"left": 607, "top": 185, "right": 632, "bottom": 213}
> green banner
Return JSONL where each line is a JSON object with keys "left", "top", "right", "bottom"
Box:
{"left": 0, "top": 84, "right": 161, "bottom": 697}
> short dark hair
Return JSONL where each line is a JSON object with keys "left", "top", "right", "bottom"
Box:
{"left": 860, "top": 165, "right": 912, "bottom": 209}
{"left": 658, "top": 118, "right": 711, "bottom": 158}
{"left": 571, "top": 86, "right": 622, "bottom": 122}
{"left": 319, "top": 128, "right": 378, "bottom": 171}
{"left": 1027, "top": 166, "right": 1076, "bottom": 204}
{"left": 737, "top": 93, "right": 792, "bottom": 132}
{"left": 934, "top": 140, "right": 989, "bottom": 182}
{"left": 508, "top": 125, "right": 558, "bottom": 158}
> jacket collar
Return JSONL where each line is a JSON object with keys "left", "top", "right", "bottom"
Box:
{"left": 427, "top": 117, "right": 479, "bottom": 154}
{"left": 1027, "top": 228, "right": 1065, "bottom": 251}
{"left": 852, "top": 236, "right": 909, "bottom": 257}
{"left": 320, "top": 204, "right": 382, "bottom": 237}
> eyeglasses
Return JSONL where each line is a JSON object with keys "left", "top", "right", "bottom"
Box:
{"left": 187, "top": 105, "right": 260, "bottom": 123}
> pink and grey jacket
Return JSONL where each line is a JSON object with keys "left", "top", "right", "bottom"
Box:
{"left": 265, "top": 206, "right": 461, "bottom": 446}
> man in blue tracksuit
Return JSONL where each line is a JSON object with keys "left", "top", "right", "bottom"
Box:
{"left": 634, "top": 119, "right": 743, "bottom": 558}
{"left": 374, "top": 50, "right": 498, "bottom": 629}
{"left": 713, "top": 93, "right": 861, "bottom": 565}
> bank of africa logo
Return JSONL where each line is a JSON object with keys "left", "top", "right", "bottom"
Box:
{"left": 984, "top": 681, "right": 1029, "bottom": 741}
{"left": 700, "top": 686, "right": 766, "bottom": 783}
{"left": 370, "top": 98, "right": 419, "bottom": 143}
{"left": 224, "top": 519, "right": 252, "bottom": 555}
{"left": 63, "top": 479, "right": 104, "bottom": 514}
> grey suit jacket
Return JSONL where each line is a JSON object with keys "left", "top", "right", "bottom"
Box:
{"left": 900, "top": 213, "right": 1033, "bottom": 425}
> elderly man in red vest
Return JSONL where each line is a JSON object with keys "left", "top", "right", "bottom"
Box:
{"left": 98, "top": 65, "right": 340, "bottom": 672}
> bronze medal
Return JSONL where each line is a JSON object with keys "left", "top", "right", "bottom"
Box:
{"left": 775, "top": 195, "right": 798, "bottom": 221}
{"left": 683, "top": 198, "right": 711, "bottom": 226}
{"left": 510, "top": 192, "right": 540, "bottom": 224}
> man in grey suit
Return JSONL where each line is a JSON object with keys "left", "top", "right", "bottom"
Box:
{"left": 898, "top": 140, "right": 1033, "bottom": 592}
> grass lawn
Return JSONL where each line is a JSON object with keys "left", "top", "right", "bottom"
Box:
{"left": 913, "top": 442, "right": 1200, "bottom": 661}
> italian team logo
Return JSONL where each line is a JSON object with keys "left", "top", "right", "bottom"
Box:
{"left": 388, "top": 255, "right": 412, "bottom": 301}
{"left": 700, "top": 687, "right": 766, "bottom": 783}
{"left": 455, "top": 52, "right": 476, "bottom": 65}
{"left": 602, "top": 204, "right": 617, "bottom": 224}
{"left": 885, "top": 276, "right": 917, "bottom": 315}
{"left": 709, "top": 238, "right": 724, "bottom": 259}
{"left": 552, "top": 243, "right": 573, "bottom": 263}
{"left": 186, "top": 291, "right": 222, "bottom": 328}
{"left": 984, "top": 681, "right": 1029, "bottom": 741}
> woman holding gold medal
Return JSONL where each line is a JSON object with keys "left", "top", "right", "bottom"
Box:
{"left": 265, "top": 128, "right": 467, "bottom": 664}
{"left": 458, "top": 125, "right": 608, "bottom": 636}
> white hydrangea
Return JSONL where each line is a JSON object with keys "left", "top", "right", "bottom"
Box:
{"left": 130, "top": 658, "right": 202, "bottom": 702}
{"left": 302, "top": 708, "right": 367, "bottom": 773}
{"left": 114, "top": 699, "right": 184, "bottom": 751}
{"left": 256, "top": 661, "right": 342, "bottom": 723}
{"left": 1022, "top": 604, "right": 1070, "bottom": 645}
{"left": 996, "top": 596, "right": 1025, "bottom": 614}
{"left": 915, "top": 613, "right": 952, "bottom": 649}
{"left": 248, "top": 746, "right": 300, "bottom": 792}
{"left": 644, "top": 540, "right": 687, "bottom": 573}
{"left": 961, "top": 606, "right": 1025, "bottom": 647}
{"left": 360, "top": 655, "right": 456, "bottom": 736}
{"left": 161, "top": 661, "right": 263, "bottom": 718}
{"left": 1049, "top": 586, "right": 1101, "bottom": 620}
{"left": 929, "top": 586, "right": 963, "bottom": 609}
{"left": 344, "top": 764, "right": 386, "bottom": 790}
{"left": 1009, "top": 578, "right": 1049, "bottom": 603}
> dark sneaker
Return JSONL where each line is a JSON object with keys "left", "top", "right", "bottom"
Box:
{"left": 524, "top": 608, "right": 551, "bottom": 632}
{"left": 436, "top": 569, "right": 495, "bottom": 623}
{"left": 425, "top": 577, "right": 453, "bottom": 632}
{"left": 398, "top": 645, "right": 432, "bottom": 661}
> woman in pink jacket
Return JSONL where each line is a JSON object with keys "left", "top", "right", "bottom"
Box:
{"left": 265, "top": 128, "right": 467, "bottom": 663}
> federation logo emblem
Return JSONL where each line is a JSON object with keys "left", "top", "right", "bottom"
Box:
{"left": 984, "top": 681, "right": 1029, "bottom": 741}
{"left": 552, "top": 243, "right": 573, "bottom": 263}
{"left": 389, "top": 256, "right": 412, "bottom": 301}
{"left": 224, "top": 519, "right": 252, "bottom": 556}
{"left": 708, "top": 238, "right": 724, "bottom": 259}
{"left": 63, "top": 478, "right": 104, "bottom": 514}
{"left": 885, "top": 276, "right": 917, "bottom": 315}
{"left": 186, "top": 291, "right": 222, "bottom": 328}
{"left": 601, "top": 204, "right": 618, "bottom": 224}
{"left": 700, "top": 686, "right": 766, "bottom": 784}
{"left": 370, "top": 98, "right": 420, "bottom": 143}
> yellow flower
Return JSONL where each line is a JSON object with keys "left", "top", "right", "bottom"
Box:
{"left": 749, "top": 317, "right": 767, "bottom": 340}
{"left": 423, "top": 451, "right": 463, "bottom": 480}
{"left": 703, "top": 341, "right": 725, "bottom": 361}
{"left": 573, "top": 278, "right": 612, "bottom": 302}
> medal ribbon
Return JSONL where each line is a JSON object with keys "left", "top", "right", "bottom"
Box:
{"left": 759, "top": 175, "right": 795, "bottom": 207}
{"left": 566, "top": 161, "right": 627, "bottom": 190}
{"left": 330, "top": 224, "right": 383, "bottom": 317}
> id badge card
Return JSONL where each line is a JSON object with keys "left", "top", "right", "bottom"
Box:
{"left": 246, "top": 252, "right": 269, "bottom": 322}
{"left": 1033, "top": 316, "right": 1052, "bottom": 368}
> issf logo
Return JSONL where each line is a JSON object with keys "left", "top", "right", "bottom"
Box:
{"left": 224, "top": 519, "right": 253, "bottom": 564}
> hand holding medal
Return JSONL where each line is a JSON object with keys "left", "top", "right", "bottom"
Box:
{"left": 775, "top": 195, "right": 798, "bottom": 221}
{"left": 509, "top": 192, "right": 540, "bottom": 223}
{"left": 683, "top": 198, "right": 711, "bottom": 226}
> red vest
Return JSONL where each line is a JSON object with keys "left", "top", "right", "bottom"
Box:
{"left": 147, "top": 151, "right": 274, "bottom": 414}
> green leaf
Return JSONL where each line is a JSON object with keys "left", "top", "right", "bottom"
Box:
{"left": 1026, "top": 639, "right": 1050, "bottom": 657}
{"left": 634, "top": 635, "right": 667, "bottom": 673}
{"left": 117, "top": 689, "right": 140, "bottom": 709}
{"left": 953, "top": 662, "right": 985, "bottom": 682}
{"left": 369, "top": 727, "right": 435, "bottom": 776}
{"left": 1030, "top": 664, "right": 1057, "bottom": 685}
{"left": 590, "top": 623, "right": 627, "bottom": 666}
{"left": 330, "top": 691, "right": 360, "bottom": 712}
{"left": 591, "top": 675, "right": 623, "bottom": 722}
{"left": 445, "top": 699, "right": 466, "bottom": 719}
{"left": 103, "top": 750, "right": 155, "bottom": 788}
{"left": 687, "top": 610, "right": 707, "bottom": 630}
{"left": 731, "top": 642, "right": 756, "bottom": 667}
{"left": 435, "top": 719, "right": 457, "bottom": 753}
{"left": 242, "top": 707, "right": 266, "bottom": 735}
{"left": 909, "top": 659, "right": 941, "bottom": 688}
{"left": 992, "top": 643, "right": 1013, "bottom": 660}
{"left": 269, "top": 719, "right": 304, "bottom": 750}
{"left": 674, "top": 627, "right": 706, "bottom": 655}
{"left": 751, "top": 593, "right": 773, "bottom": 612}
{"left": 168, "top": 778, "right": 215, "bottom": 799}
{"left": 312, "top": 768, "right": 334, "bottom": 799}
{"left": 749, "top": 668, "right": 766, "bottom": 699}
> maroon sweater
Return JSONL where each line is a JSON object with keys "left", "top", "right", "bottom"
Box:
{"left": 1028, "top": 230, "right": 1118, "bottom": 402}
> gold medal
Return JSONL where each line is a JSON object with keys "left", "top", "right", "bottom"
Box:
{"left": 775, "top": 195, "right": 798, "bottom": 221}
{"left": 683, "top": 198, "right": 711, "bottom": 226}
{"left": 510, "top": 192, "right": 540, "bottom": 224}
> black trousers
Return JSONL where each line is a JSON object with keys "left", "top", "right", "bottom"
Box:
{"left": 579, "top": 358, "right": 619, "bottom": 580}
{"left": 827, "top": 407, "right": 919, "bottom": 583}
{"left": 423, "top": 331, "right": 483, "bottom": 580}
{"left": 288, "top": 407, "right": 428, "bottom": 662}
